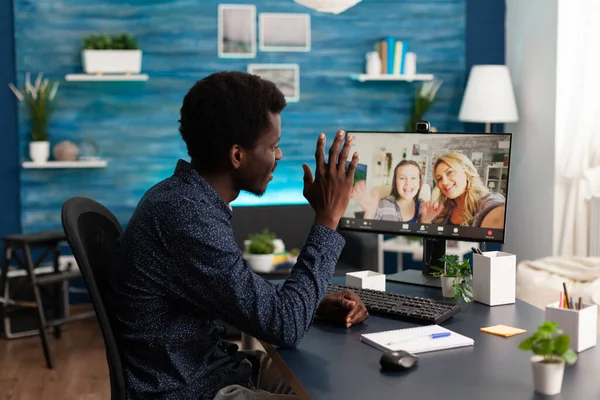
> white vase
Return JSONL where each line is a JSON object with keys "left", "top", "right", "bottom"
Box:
{"left": 246, "top": 254, "right": 274, "bottom": 273}
{"left": 365, "top": 51, "right": 382, "bottom": 76}
{"left": 441, "top": 276, "right": 459, "bottom": 298}
{"left": 29, "top": 141, "right": 50, "bottom": 164}
{"left": 531, "top": 356, "right": 565, "bottom": 395}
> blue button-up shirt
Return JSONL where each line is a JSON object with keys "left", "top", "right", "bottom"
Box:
{"left": 107, "top": 159, "right": 345, "bottom": 399}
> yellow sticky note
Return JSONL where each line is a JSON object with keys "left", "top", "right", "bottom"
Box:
{"left": 480, "top": 325, "right": 527, "bottom": 338}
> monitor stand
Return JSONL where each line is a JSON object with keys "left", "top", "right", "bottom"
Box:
{"left": 386, "top": 237, "right": 445, "bottom": 288}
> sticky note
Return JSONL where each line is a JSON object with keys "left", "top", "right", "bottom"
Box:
{"left": 480, "top": 325, "right": 527, "bottom": 338}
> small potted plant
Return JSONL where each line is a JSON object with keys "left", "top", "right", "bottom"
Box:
{"left": 519, "top": 321, "right": 578, "bottom": 395}
{"left": 8, "top": 73, "right": 60, "bottom": 164}
{"left": 288, "top": 248, "right": 300, "bottom": 264}
{"left": 430, "top": 254, "right": 473, "bottom": 302}
{"left": 245, "top": 229, "right": 276, "bottom": 273}
{"left": 82, "top": 33, "right": 142, "bottom": 74}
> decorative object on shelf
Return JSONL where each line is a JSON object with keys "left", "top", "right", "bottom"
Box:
{"left": 52, "top": 140, "right": 79, "bottom": 161}
{"left": 459, "top": 65, "right": 519, "bottom": 133}
{"left": 248, "top": 64, "right": 300, "bottom": 102}
{"left": 9, "top": 72, "right": 59, "bottom": 164}
{"left": 430, "top": 254, "right": 473, "bottom": 302}
{"left": 404, "top": 78, "right": 443, "bottom": 132}
{"left": 519, "top": 321, "right": 578, "bottom": 396}
{"left": 218, "top": 4, "right": 257, "bottom": 58}
{"left": 365, "top": 51, "right": 381, "bottom": 76}
{"left": 82, "top": 33, "right": 142, "bottom": 75}
{"left": 244, "top": 229, "right": 276, "bottom": 273}
{"left": 404, "top": 52, "right": 417, "bottom": 77}
{"left": 78, "top": 139, "right": 102, "bottom": 160}
{"left": 259, "top": 13, "right": 311, "bottom": 52}
{"left": 294, "top": 0, "right": 362, "bottom": 14}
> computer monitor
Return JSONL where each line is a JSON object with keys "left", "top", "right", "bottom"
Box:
{"left": 339, "top": 130, "right": 512, "bottom": 287}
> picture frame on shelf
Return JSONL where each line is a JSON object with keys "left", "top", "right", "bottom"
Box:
{"left": 259, "top": 13, "right": 311, "bottom": 52}
{"left": 248, "top": 64, "right": 300, "bottom": 102}
{"left": 218, "top": 4, "right": 257, "bottom": 58}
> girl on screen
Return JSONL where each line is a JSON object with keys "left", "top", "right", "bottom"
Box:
{"left": 420, "top": 152, "right": 505, "bottom": 228}
{"left": 352, "top": 160, "right": 422, "bottom": 222}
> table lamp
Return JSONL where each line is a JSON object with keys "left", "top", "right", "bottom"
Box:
{"left": 458, "top": 65, "right": 519, "bottom": 133}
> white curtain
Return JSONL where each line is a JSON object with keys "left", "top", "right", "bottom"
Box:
{"left": 554, "top": 0, "right": 600, "bottom": 256}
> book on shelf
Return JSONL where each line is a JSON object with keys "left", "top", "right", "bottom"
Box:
{"left": 375, "top": 37, "right": 409, "bottom": 75}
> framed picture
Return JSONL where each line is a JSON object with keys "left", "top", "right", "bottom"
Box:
{"left": 218, "top": 4, "right": 256, "bottom": 58}
{"left": 247, "top": 64, "right": 300, "bottom": 102}
{"left": 259, "top": 13, "right": 311, "bottom": 52}
{"left": 471, "top": 152, "right": 483, "bottom": 167}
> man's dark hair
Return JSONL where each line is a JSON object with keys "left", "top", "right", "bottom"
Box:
{"left": 179, "top": 71, "right": 287, "bottom": 172}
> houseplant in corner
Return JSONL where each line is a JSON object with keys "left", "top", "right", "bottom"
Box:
{"left": 519, "top": 321, "right": 578, "bottom": 395}
{"left": 82, "top": 33, "right": 142, "bottom": 74}
{"left": 9, "top": 73, "right": 60, "bottom": 164}
{"left": 404, "top": 78, "right": 443, "bottom": 132}
{"left": 245, "top": 229, "right": 276, "bottom": 273}
{"left": 430, "top": 254, "right": 473, "bottom": 302}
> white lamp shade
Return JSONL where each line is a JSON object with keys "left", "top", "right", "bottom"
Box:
{"left": 294, "top": 0, "right": 362, "bottom": 14}
{"left": 459, "top": 65, "right": 519, "bottom": 123}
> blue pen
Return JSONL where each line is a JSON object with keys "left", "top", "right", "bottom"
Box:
{"left": 386, "top": 331, "right": 450, "bottom": 346}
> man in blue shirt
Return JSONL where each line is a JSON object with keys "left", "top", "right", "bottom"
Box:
{"left": 108, "top": 71, "right": 368, "bottom": 399}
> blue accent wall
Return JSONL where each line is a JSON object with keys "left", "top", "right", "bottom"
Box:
{"left": 13, "top": 0, "right": 465, "bottom": 233}
{"left": 0, "top": 0, "right": 21, "bottom": 238}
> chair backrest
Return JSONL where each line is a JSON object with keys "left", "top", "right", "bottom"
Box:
{"left": 61, "top": 197, "right": 127, "bottom": 400}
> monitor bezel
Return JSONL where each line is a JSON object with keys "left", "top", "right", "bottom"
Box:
{"left": 339, "top": 130, "right": 513, "bottom": 245}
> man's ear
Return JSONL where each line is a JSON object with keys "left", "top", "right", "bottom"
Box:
{"left": 230, "top": 145, "right": 244, "bottom": 170}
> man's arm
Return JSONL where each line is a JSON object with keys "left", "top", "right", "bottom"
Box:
{"left": 165, "top": 205, "right": 344, "bottom": 348}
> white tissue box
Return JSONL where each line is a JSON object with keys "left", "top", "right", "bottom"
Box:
{"left": 346, "top": 270, "right": 386, "bottom": 291}
{"left": 473, "top": 251, "right": 516, "bottom": 306}
{"left": 545, "top": 302, "right": 598, "bottom": 352}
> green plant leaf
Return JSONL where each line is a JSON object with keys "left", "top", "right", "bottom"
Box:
{"left": 563, "top": 349, "right": 578, "bottom": 365}
{"left": 553, "top": 334, "right": 570, "bottom": 356}
{"left": 532, "top": 338, "right": 553, "bottom": 356}
{"left": 519, "top": 336, "right": 535, "bottom": 351}
{"left": 539, "top": 321, "right": 557, "bottom": 333}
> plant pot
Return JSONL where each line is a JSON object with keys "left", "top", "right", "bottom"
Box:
{"left": 441, "top": 276, "right": 460, "bottom": 298}
{"left": 29, "top": 141, "right": 50, "bottom": 164}
{"left": 82, "top": 50, "right": 142, "bottom": 74}
{"left": 531, "top": 356, "right": 565, "bottom": 396}
{"left": 245, "top": 254, "right": 274, "bottom": 273}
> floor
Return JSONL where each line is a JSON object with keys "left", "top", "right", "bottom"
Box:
{"left": 0, "top": 316, "right": 250, "bottom": 400}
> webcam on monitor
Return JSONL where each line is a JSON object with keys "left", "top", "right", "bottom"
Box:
{"left": 415, "top": 120, "right": 430, "bottom": 133}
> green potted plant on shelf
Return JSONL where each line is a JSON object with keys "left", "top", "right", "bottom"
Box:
{"left": 8, "top": 73, "right": 60, "bottom": 164}
{"left": 430, "top": 254, "right": 473, "bottom": 302}
{"left": 288, "top": 248, "right": 300, "bottom": 264}
{"left": 245, "top": 229, "right": 277, "bottom": 273}
{"left": 519, "top": 321, "right": 578, "bottom": 396}
{"left": 81, "top": 33, "right": 142, "bottom": 74}
{"left": 404, "top": 78, "right": 443, "bottom": 132}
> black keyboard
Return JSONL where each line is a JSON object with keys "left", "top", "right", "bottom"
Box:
{"left": 326, "top": 283, "right": 462, "bottom": 325}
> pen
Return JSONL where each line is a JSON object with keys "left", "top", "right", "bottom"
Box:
{"left": 578, "top": 297, "right": 583, "bottom": 310}
{"left": 385, "top": 332, "right": 451, "bottom": 346}
{"left": 471, "top": 247, "right": 483, "bottom": 255}
{"left": 562, "top": 282, "right": 571, "bottom": 309}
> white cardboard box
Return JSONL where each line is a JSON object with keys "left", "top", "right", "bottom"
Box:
{"left": 346, "top": 270, "right": 385, "bottom": 291}
{"left": 545, "top": 302, "right": 598, "bottom": 352}
{"left": 473, "top": 251, "right": 516, "bottom": 306}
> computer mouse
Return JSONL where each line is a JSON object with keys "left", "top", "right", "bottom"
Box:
{"left": 379, "top": 350, "right": 419, "bottom": 371}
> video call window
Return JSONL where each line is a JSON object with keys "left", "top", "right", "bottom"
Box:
{"left": 341, "top": 132, "right": 512, "bottom": 243}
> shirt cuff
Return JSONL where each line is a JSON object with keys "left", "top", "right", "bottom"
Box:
{"left": 307, "top": 224, "right": 346, "bottom": 258}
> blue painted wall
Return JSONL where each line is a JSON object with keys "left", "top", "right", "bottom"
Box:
{"left": 13, "top": 0, "right": 466, "bottom": 233}
{"left": 0, "top": 0, "right": 21, "bottom": 238}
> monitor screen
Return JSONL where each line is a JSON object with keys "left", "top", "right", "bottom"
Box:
{"left": 340, "top": 131, "right": 512, "bottom": 244}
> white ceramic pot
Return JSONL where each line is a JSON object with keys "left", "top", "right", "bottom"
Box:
{"left": 246, "top": 254, "right": 274, "bottom": 273}
{"left": 29, "top": 141, "right": 50, "bottom": 164}
{"left": 441, "top": 276, "right": 459, "bottom": 298}
{"left": 531, "top": 356, "right": 565, "bottom": 396}
{"left": 82, "top": 50, "right": 142, "bottom": 74}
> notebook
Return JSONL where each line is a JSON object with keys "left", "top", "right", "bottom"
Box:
{"left": 360, "top": 325, "right": 474, "bottom": 354}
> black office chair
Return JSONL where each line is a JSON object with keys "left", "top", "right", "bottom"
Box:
{"left": 61, "top": 197, "right": 127, "bottom": 400}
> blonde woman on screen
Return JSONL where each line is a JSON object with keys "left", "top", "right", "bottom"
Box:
{"left": 420, "top": 152, "right": 505, "bottom": 229}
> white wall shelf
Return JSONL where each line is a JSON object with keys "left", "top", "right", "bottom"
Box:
{"left": 351, "top": 74, "right": 434, "bottom": 82}
{"left": 65, "top": 74, "right": 149, "bottom": 82}
{"left": 22, "top": 160, "right": 108, "bottom": 169}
